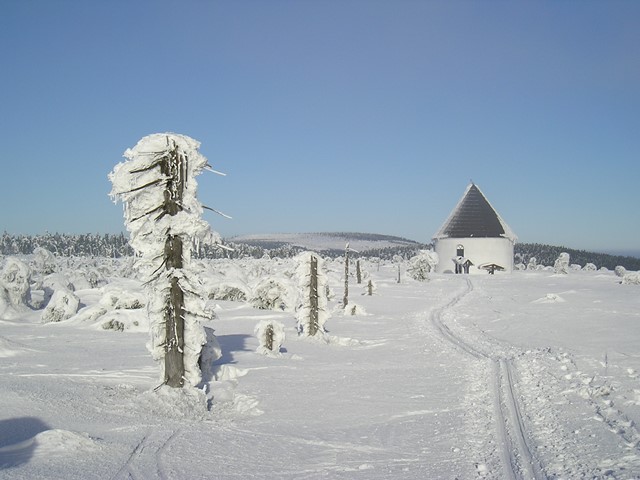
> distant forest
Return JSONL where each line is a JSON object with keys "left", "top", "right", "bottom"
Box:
{"left": 1, "top": 232, "right": 639, "bottom": 271}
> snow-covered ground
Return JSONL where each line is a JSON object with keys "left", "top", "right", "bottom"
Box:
{"left": 1, "top": 256, "right": 640, "bottom": 479}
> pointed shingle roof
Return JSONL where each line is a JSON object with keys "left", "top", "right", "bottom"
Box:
{"left": 433, "top": 184, "right": 516, "bottom": 241}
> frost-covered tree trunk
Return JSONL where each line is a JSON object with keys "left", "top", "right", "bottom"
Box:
{"left": 296, "top": 252, "right": 328, "bottom": 337}
{"left": 356, "top": 259, "right": 362, "bottom": 284}
{"left": 343, "top": 243, "right": 350, "bottom": 308}
{"left": 309, "top": 255, "right": 319, "bottom": 336}
{"left": 109, "top": 133, "right": 223, "bottom": 389}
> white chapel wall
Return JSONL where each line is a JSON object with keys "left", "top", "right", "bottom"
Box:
{"left": 434, "top": 237, "right": 514, "bottom": 274}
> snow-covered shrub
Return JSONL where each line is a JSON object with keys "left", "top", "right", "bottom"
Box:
{"left": 570, "top": 264, "right": 582, "bottom": 271}
{"left": 583, "top": 263, "right": 597, "bottom": 272}
{"left": 251, "top": 279, "right": 293, "bottom": 311}
{"left": 527, "top": 257, "right": 538, "bottom": 270}
{"left": 554, "top": 252, "right": 570, "bottom": 274}
{"left": 0, "top": 257, "right": 32, "bottom": 312}
{"left": 615, "top": 266, "right": 627, "bottom": 278}
{"left": 621, "top": 272, "right": 640, "bottom": 285}
{"left": 100, "top": 287, "right": 145, "bottom": 310}
{"left": 255, "top": 320, "right": 286, "bottom": 355}
{"left": 514, "top": 263, "right": 526, "bottom": 271}
{"left": 41, "top": 288, "right": 80, "bottom": 323}
{"left": 407, "top": 250, "right": 438, "bottom": 281}
{"left": 295, "top": 252, "right": 329, "bottom": 337}
{"left": 208, "top": 284, "right": 249, "bottom": 302}
{"left": 110, "top": 133, "right": 223, "bottom": 388}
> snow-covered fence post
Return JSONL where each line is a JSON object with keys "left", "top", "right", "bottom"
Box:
{"left": 367, "top": 279, "right": 374, "bottom": 296}
{"left": 356, "top": 259, "right": 362, "bottom": 284}
{"left": 109, "top": 133, "right": 225, "bottom": 389}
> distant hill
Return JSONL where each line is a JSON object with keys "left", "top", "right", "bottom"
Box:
{"left": 229, "top": 232, "right": 421, "bottom": 253}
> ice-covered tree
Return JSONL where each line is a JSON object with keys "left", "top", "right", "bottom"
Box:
{"left": 296, "top": 252, "right": 329, "bottom": 337}
{"left": 109, "top": 133, "right": 223, "bottom": 388}
{"left": 554, "top": 252, "right": 570, "bottom": 274}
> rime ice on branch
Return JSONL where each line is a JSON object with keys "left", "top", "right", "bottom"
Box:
{"left": 109, "top": 133, "right": 223, "bottom": 388}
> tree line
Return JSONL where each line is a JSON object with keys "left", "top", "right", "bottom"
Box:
{"left": 2, "top": 232, "right": 638, "bottom": 270}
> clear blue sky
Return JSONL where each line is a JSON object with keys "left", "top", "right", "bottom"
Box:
{"left": 1, "top": 0, "right": 639, "bottom": 255}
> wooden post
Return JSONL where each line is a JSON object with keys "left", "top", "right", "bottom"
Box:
{"left": 356, "top": 259, "right": 362, "bottom": 284}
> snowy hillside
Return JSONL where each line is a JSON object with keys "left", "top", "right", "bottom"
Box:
{"left": 1, "top": 253, "right": 640, "bottom": 479}
{"left": 228, "top": 232, "right": 423, "bottom": 253}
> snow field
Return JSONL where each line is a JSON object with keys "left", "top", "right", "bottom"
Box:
{"left": 0, "top": 256, "right": 639, "bottom": 479}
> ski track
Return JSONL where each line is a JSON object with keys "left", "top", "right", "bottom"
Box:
{"left": 111, "top": 428, "right": 181, "bottom": 480}
{"left": 429, "top": 278, "right": 546, "bottom": 480}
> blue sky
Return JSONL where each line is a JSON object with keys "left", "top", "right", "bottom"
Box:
{"left": 1, "top": 1, "right": 639, "bottom": 255}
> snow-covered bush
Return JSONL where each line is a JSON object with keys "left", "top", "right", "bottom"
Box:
{"left": 251, "top": 279, "right": 293, "bottom": 311}
{"left": 570, "top": 264, "right": 582, "bottom": 272}
{"left": 0, "top": 257, "right": 32, "bottom": 315}
{"left": 255, "top": 320, "right": 286, "bottom": 355}
{"left": 110, "top": 133, "right": 223, "bottom": 388}
{"left": 583, "top": 263, "right": 597, "bottom": 272}
{"left": 41, "top": 288, "right": 80, "bottom": 323}
{"left": 407, "top": 250, "right": 438, "bottom": 281}
{"left": 208, "top": 285, "right": 248, "bottom": 302}
{"left": 527, "top": 257, "right": 538, "bottom": 270}
{"left": 554, "top": 252, "right": 570, "bottom": 274}
{"left": 615, "top": 266, "right": 627, "bottom": 278}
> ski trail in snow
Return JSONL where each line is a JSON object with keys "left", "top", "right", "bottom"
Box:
{"left": 111, "top": 428, "right": 181, "bottom": 480}
{"left": 430, "top": 278, "right": 546, "bottom": 480}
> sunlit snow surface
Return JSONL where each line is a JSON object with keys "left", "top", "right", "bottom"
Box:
{"left": 1, "top": 257, "right": 640, "bottom": 479}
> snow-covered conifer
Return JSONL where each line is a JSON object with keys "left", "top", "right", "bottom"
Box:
{"left": 109, "top": 133, "right": 223, "bottom": 388}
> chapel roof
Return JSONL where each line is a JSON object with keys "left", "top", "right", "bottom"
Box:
{"left": 433, "top": 183, "right": 516, "bottom": 241}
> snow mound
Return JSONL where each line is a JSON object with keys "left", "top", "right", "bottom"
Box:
{"left": 137, "top": 386, "right": 209, "bottom": 421}
{"left": 33, "top": 429, "right": 100, "bottom": 455}
{"left": 532, "top": 293, "right": 566, "bottom": 304}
